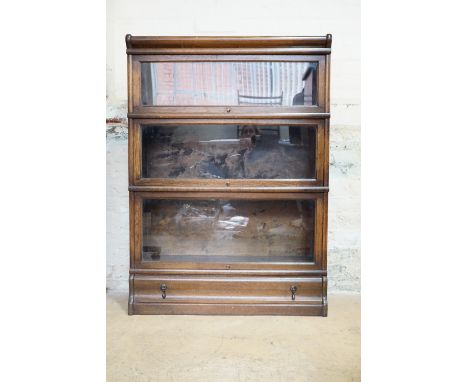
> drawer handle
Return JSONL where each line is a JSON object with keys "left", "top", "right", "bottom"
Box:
{"left": 160, "top": 284, "right": 167, "bottom": 299}
{"left": 290, "top": 285, "right": 297, "bottom": 301}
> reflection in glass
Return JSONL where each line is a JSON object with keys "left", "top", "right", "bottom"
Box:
{"left": 141, "top": 125, "right": 316, "bottom": 179}
{"left": 141, "top": 62, "right": 317, "bottom": 106}
{"left": 142, "top": 199, "right": 315, "bottom": 262}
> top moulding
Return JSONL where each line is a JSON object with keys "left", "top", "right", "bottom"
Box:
{"left": 125, "top": 35, "right": 332, "bottom": 55}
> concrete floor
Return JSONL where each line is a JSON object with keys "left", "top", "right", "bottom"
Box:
{"left": 107, "top": 293, "right": 360, "bottom": 382}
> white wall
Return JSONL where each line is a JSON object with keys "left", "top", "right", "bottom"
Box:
{"left": 106, "top": 0, "right": 360, "bottom": 292}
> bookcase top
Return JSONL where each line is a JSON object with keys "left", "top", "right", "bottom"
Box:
{"left": 125, "top": 34, "right": 332, "bottom": 55}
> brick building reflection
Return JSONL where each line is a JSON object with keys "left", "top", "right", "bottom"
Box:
{"left": 141, "top": 62, "right": 316, "bottom": 106}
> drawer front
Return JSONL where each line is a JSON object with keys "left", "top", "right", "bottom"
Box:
{"left": 133, "top": 275, "right": 324, "bottom": 304}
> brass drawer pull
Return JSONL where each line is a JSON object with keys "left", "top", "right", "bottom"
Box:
{"left": 290, "top": 285, "right": 297, "bottom": 301}
{"left": 160, "top": 284, "right": 167, "bottom": 299}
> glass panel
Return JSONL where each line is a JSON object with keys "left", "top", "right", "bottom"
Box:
{"left": 141, "top": 62, "right": 318, "bottom": 106}
{"left": 142, "top": 199, "right": 315, "bottom": 263}
{"left": 142, "top": 124, "right": 316, "bottom": 179}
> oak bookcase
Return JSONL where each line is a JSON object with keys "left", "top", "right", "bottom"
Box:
{"left": 126, "top": 35, "right": 332, "bottom": 315}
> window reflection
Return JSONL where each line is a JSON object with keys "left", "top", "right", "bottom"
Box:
{"left": 141, "top": 124, "right": 316, "bottom": 179}
{"left": 142, "top": 199, "right": 315, "bottom": 262}
{"left": 141, "top": 62, "right": 317, "bottom": 106}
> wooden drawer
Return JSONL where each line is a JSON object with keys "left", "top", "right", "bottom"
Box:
{"left": 133, "top": 275, "right": 324, "bottom": 304}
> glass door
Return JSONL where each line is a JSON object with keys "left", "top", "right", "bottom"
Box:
{"left": 131, "top": 55, "right": 327, "bottom": 114}
{"left": 130, "top": 119, "right": 327, "bottom": 188}
{"left": 131, "top": 192, "right": 327, "bottom": 270}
